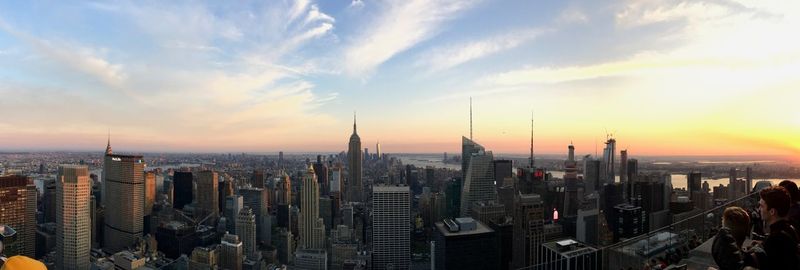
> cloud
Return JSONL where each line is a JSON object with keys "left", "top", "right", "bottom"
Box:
{"left": 483, "top": 0, "right": 800, "bottom": 86}
{"left": 615, "top": 0, "right": 736, "bottom": 28}
{"left": 0, "top": 19, "right": 127, "bottom": 87}
{"left": 350, "top": 0, "right": 365, "bottom": 9}
{"left": 0, "top": 1, "right": 344, "bottom": 151}
{"left": 417, "top": 28, "right": 547, "bottom": 73}
{"left": 342, "top": 0, "right": 478, "bottom": 76}
{"left": 288, "top": 0, "right": 312, "bottom": 23}
{"left": 302, "top": 4, "right": 335, "bottom": 26}
{"left": 557, "top": 6, "right": 589, "bottom": 24}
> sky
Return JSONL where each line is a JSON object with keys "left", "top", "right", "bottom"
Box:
{"left": 0, "top": 0, "right": 798, "bottom": 157}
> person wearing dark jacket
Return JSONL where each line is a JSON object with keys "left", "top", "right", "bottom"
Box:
{"left": 713, "top": 206, "right": 751, "bottom": 270}
{"left": 755, "top": 186, "right": 800, "bottom": 270}
{"left": 779, "top": 180, "right": 800, "bottom": 230}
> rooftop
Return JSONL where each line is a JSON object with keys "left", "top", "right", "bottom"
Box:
{"left": 435, "top": 218, "right": 494, "bottom": 237}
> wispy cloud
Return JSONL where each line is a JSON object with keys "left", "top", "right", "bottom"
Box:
{"left": 416, "top": 28, "right": 547, "bottom": 73}
{"left": 615, "top": 0, "right": 736, "bottom": 29}
{"left": 557, "top": 6, "right": 589, "bottom": 24}
{"left": 0, "top": 1, "right": 342, "bottom": 150}
{"left": 0, "top": 19, "right": 127, "bottom": 87}
{"left": 350, "top": 0, "right": 365, "bottom": 9}
{"left": 342, "top": 0, "right": 478, "bottom": 76}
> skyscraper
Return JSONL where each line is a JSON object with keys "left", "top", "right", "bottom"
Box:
{"left": 251, "top": 170, "right": 265, "bottom": 189}
{"left": 461, "top": 137, "right": 484, "bottom": 185}
{"left": 687, "top": 171, "right": 710, "bottom": 210}
{"left": 330, "top": 167, "right": 342, "bottom": 194}
{"left": 372, "top": 185, "right": 411, "bottom": 270}
{"left": 688, "top": 172, "right": 702, "bottom": 201}
{"left": 512, "top": 193, "right": 544, "bottom": 269}
{"left": 103, "top": 141, "right": 145, "bottom": 253}
{"left": 276, "top": 171, "right": 292, "bottom": 205}
{"left": 56, "top": 165, "right": 91, "bottom": 270}
{"left": 376, "top": 140, "right": 382, "bottom": 159}
{"left": 224, "top": 195, "right": 243, "bottom": 234}
{"left": 172, "top": 171, "right": 193, "bottom": 210}
{"left": 0, "top": 175, "right": 37, "bottom": 257}
{"left": 433, "top": 218, "right": 499, "bottom": 270}
{"left": 240, "top": 187, "right": 270, "bottom": 245}
{"left": 460, "top": 148, "right": 496, "bottom": 217}
{"left": 602, "top": 137, "right": 616, "bottom": 185}
{"left": 626, "top": 158, "right": 639, "bottom": 202}
{"left": 145, "top": 171, "right": 156, "bottom": 216}
{"left": 313, "top": 155, "right": 330, "bottom": 196}
{"left": 493, "top": 160, "right": 513, "bottom": 188}
{"left": 196, "top": 170, "right": 219, "bottom": 221}
{"left": 564, "top": 144, "right": 579, "bottom": 217}
{"left": 348, "top": 113, "right": 363, "bottom": 202}
{"left": 236, "top": 207, "right": 257, "bottom": 258}
{"left": 620, "top": 149, "right": 628, "bottom": 192}
{"left": 300, "top": 165, "right": 325, "bottom": 250}
{"left": 746, "top": 167, "right": 753, "bottom": 194}
{"left": 219, "top": 233, "right": 243, "bottom": 270}
{"left": 582, "top": 156, "right": 601, "bottom": 192}
{"left": 43, "top": 179, "right": 57, "bottom": 223}
{"left": 219, "top": 178, "right": 234, "bottom": 215}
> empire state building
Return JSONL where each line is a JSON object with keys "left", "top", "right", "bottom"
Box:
{"left": 347, "top": 113, "right": 363, "bottom": 202}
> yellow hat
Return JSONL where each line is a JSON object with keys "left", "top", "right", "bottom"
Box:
{"left": 1, "top": 256, "right": 46, "bottom": 270}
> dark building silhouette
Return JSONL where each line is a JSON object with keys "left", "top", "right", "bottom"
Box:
{"left": 488, "top": 217, "right": 513, "bottom": 270}
{"left": 314, "top": 155, "right": 330, "bottom": 196}
{"left": 155, "top": 222, "right": 197, "bottom": 259}
{"left": 173, "top": 171, "right": 193, "bottom": 210}
{"left": 433, "top": 218, "right": 499, "bottom": 270}
{"left": 493, "top": 160, "right": 513, "bottom": 188}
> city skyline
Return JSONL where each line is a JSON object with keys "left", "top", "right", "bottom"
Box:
{"left": 0, "top": 1, "right": 798, "bottom": 156}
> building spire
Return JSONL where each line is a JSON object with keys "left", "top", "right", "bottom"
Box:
{"left": 469, "top": 97, "right": 473, "bottom": 140}
{"left": 353, "top": 111, "right": 358, "bottom": 135}
{"left": 105, "top": 128, "right": 113, "bottom": 155}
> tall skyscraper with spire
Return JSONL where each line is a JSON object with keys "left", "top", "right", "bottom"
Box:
{"left": 602, "top": 136, "right": 616, "bottom": 185}
{"left": 102, "top": 137, "right": 145, "bottom": 253}
{"left": 56, "top": 165, "right": 91, "bottom": 270}
{"left": 347, "top": 113, "right": 363, "bottom": 202}
{"left": 299, "top": 165, "right": 325, "bottom": 250}
{"left": 530, "top": 112, "right": 535, "bottom": 168}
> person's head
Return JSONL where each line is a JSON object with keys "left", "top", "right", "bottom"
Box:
{"left": 779, "top": 180, "right": 800, "bottom": 204}
{"left": 0, "top": 256, "right": 46, "bottom": 270}
{"left": 759, "top": 186, "right": 791, "bottom": 224}
{"left": 723, "top": 206, "right": 751, "bottom": 247}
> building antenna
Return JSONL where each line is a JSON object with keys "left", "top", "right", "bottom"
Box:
{"left": 530, "top": 110, "right": 535, "bottom": 168}
{"left": 469, "top": 97, "right": 473, "bottom": 140}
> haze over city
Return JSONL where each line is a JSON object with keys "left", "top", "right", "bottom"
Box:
{"left": 0, "top": 1, "right": 798, "bottom": 156}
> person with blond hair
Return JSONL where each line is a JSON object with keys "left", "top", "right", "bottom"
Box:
{"left": 0, "top": 256, "right": 46, "bottom": 270}
{"left": 712, "top": 206, "right": 751, "bottom": 270}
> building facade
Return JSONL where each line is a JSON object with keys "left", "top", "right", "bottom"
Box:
{"left": 372, "top": 185, "right": 410, "bottom": 270}
{"left": 56, "top": 165, "right": 91, "bottom": 270}
{"left": 103, "top": 150, "right": 145, "bottom": 253}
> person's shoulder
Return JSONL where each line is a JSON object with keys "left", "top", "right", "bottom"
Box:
{"left": 715, "top": 227, "right": 735, "bottom": 241}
